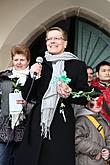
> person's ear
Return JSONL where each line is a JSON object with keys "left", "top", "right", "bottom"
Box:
{"left": 64, "top": 41, "right": 67, "bottom": 49}
{"left": 96, "top": 72, "right": 99, "bottom": 78}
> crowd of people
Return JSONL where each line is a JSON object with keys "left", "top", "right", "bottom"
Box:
{"left": 0, "top": 26, "right": 110, "bottom": 165}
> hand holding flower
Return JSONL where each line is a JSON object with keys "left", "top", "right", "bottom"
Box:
{"left": 57, "top": 81, "right": 72, "bottom": 98}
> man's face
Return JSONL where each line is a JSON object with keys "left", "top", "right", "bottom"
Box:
{"left": 96, "top": 65, "right": 110, "bottom": 83}
{"left": 46, "top": 30, "right": 67, "bottom": 55}
{"left": 87, "top": 68, "right": 94, "bottom": 82}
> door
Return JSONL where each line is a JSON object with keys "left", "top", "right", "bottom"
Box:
{"left": 74, "top": 20, "right": 110, "bottom": 70}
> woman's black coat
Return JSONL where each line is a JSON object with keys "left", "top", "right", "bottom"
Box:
{"left": 15, "top": 58, "right": 89, "bottom": 165}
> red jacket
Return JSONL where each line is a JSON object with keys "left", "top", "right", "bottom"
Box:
{"left": 91, "top": 78, "right": 110, "bottom": 123}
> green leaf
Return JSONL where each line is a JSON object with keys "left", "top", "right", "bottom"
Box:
{"left": 59, "top": 71, "right": 71, "bottom": 84}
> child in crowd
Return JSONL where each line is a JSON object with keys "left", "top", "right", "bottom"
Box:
{"left": 75, "top": 93, "right": 110, "bottom": 165}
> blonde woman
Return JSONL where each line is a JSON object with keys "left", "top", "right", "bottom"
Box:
{"left": 0, "top": 44, "right": 31, "bottom": 165}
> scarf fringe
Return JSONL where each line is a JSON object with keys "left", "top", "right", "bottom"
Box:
{"left": 41, "top": 123, "right": 51, "bottom": 140}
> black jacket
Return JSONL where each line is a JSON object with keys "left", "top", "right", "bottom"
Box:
{"left": 15, "top": 58, "right": 90, "bottom": 165}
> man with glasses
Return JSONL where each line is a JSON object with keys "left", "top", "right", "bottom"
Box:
{"left": 15, "top": 27, "right": 89, "bottom": 165}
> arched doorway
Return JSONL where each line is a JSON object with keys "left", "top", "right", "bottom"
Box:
{"left": 29, "top": 17, "right": 110, "bottom": 69}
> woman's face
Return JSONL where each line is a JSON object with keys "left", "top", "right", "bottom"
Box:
{"left": 12, "top": 54, "right": 29, "bottom": 71}
{"left": 46, "top": 30, "right": 67, "bottom": 55}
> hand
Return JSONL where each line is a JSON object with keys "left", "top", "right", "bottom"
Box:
{"left": 57, "top": 81, "right": 72, "bottom": 98}
{"left": 101, "top": 148, "right": 109, "bottom": 160}
{"left": 30, "top": 63, "right": 42, "bottom": 77}
{"left": 16, "top": 99, "right": 27, "bottom": 105}
{"left": 95, "top": 152, "right": 101, "bottom": 160}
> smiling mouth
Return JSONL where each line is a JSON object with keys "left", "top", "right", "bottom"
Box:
{"left": 16, "top": 66, "right": 22, "bottom": 68}
{"left": 50, "top": 46, "right": 57, "bottom": 48}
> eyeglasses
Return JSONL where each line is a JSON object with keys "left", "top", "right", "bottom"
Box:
{"left": 46, "top": 37, "right": 64, "bottom": 41}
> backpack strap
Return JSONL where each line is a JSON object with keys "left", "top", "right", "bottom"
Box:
{"left": 86, "top": 115, "right": 104, "bottom": 139}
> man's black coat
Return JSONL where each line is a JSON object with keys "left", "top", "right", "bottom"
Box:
{"left": 15, "top": 58, "right": 89, "bottom": 165}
